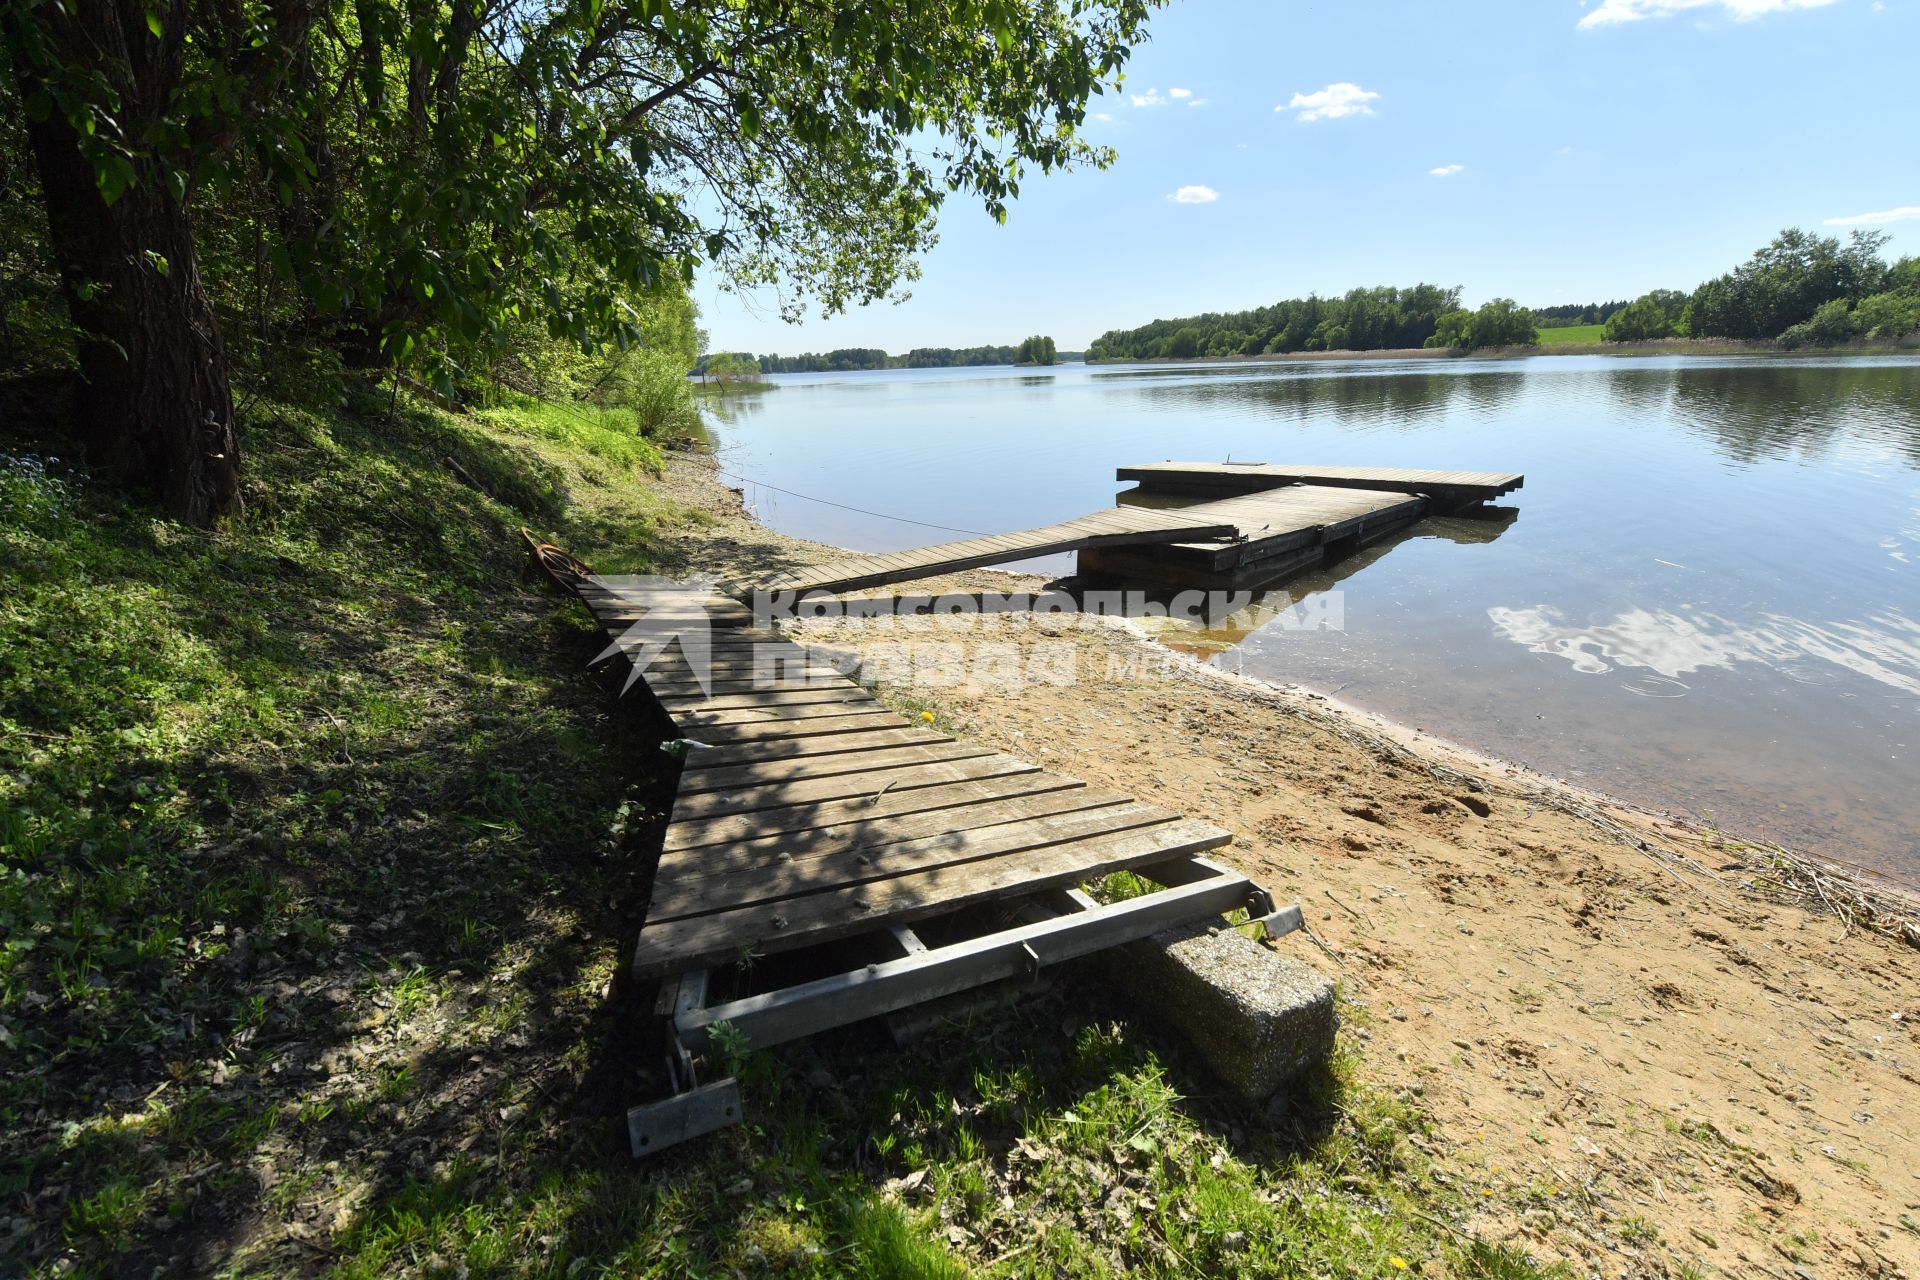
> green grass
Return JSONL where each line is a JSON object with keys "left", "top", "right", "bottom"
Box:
{"left": 1535, "top": 324, "right": 1606, "bottom": 345}
{"left": 0, "top": 368, "right": 1569, "bottom": 1278}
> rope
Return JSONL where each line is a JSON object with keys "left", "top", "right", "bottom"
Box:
{"left": 527, "top": 393, "right": 989, "bottom": 538}
{"left": 713, "top": 467, "right": 990, "bottom": 537}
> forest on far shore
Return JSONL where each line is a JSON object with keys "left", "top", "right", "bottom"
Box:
{"left": 1085, "top": 229, "right": 1920, "bottom": 360}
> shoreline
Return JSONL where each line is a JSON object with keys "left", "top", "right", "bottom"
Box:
{"left": 654, "top": 445, "right": 1920, "bottom": 1278}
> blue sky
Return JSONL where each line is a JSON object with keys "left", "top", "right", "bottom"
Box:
{"left": 698, "top": 0, "right": 1920, "bottom": 355}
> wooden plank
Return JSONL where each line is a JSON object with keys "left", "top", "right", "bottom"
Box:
{"left": 653, "top": 686, "right": 877, "bottom": 713}
{"left": 668, "top": 710, "right": 907, "bottom": 746}
{"left": 655, "top": 784, "right": 1141, "bottom": 876}
{"left": 665, "top": 872, "right": 1256, "bottom": 1049}
{"left": 676, "top": 740, "right": 998, "bottom": 795}
{"left": 662, "top": 770, "right": 1084, "bottom": 852}
{"left": 679, "top": 726, "right": 952, "bottom": 768}
{"left": 666, "top": 752, "right": 1041, "bottom": 822}
{"left": 636, "top": 817, "right": 1233, "bottom": 977}
{"left": 670, "top": 698, "right": 882, "bottom": 728}
{"left": 627, "top": 1078, "right": 742, "bottom": 1156}
{"left": 648, "top": 800, "right": 1181, "bottom": 922}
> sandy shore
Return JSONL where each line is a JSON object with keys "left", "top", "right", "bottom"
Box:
{"left": 650, "top": 448, "right": 1920, "bottom": 1279}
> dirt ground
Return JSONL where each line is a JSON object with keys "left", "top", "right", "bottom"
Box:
{"left": 656, "top": 449, "right": 1920, "bottom": 1279}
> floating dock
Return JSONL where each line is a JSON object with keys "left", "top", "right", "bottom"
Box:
{"left": 745, "top": 462, "right": 1523, "bottom": 595}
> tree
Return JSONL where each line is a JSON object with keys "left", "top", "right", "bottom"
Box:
{"left": 1603, "top": 289, "right": 1689, "bottom": 342}
{"left": 3, "top": 0, "right": 1161, "bottom": 524}
{"left": 1015, "top": 334, "right": 1057, "bottom": 364}
{"left": 1688, "top": 228, "right": 1891, "bottom": 340}
{"left": 705, "top": 352, "right": 761, "bottom": 385}
{"left": 1424, "top": 299, "right": 1536, "bottom": 350}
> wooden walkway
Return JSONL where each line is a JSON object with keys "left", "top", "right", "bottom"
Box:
{"left": 750, "top": 506, "right": 1243, "bottom": 597}
{"left": 568, "top": 580, "right": 1251, "bottom": 980}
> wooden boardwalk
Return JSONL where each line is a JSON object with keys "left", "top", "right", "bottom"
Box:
{"left": 751, "top": 506, "right": 1246, "bottom": 597}
{"left": 568, "top": 581, "right": 1254, "bottom": 981}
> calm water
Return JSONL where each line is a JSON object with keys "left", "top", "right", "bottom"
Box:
{"left": 704, "top": 357, "right": 1920, "bottom": 882}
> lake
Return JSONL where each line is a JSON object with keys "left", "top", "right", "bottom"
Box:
{"left": 702, "top": 356, "right": 1920, "bottom": 884}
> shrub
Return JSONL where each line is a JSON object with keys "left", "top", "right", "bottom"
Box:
{"left": 1851, "top": 290, "right": 1920, "bottom": 340}
{"left": 1777, "top": 297, "right": 1857, "bottom": 349}
{"left": 598, "top": 347, "right": 705, "bottom": 441}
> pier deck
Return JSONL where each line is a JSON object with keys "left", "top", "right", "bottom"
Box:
{"left": 1116, "top": 461, "right": 1524, "bottom": 506}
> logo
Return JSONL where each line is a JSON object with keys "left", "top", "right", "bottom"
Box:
{"left": 593, "top": 574, "right": 721, "bottom": 696}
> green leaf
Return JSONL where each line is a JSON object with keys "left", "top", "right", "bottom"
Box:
{"left": 145, "top": 10, "right": 163, "bottom": 37}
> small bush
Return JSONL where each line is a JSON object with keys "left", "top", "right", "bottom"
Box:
{"left": 1778, "top": 297, "right": 1857, "bottom": 349}
{"left": 1852, "top": 290, "right": 1920, "bottom": 340}
{"left": 597, "top": 347, "right": 705, "bottom": 441}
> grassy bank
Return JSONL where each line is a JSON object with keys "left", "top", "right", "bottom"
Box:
{"left": 1, "top": 377, "right": 1561, "bottom": 1277}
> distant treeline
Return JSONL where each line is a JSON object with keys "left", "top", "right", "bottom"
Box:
{"left": 1087, "top": 285, "right": 1469, "bottom": 360}
{"left": 1534, "top": 301, "right": 1627, "bottom": 327}
{"left": 705, "top": 343, "right": 1078, "bottom": 374}
{"left": 1086, "top": 228, "right": 1920, "bottom": 362}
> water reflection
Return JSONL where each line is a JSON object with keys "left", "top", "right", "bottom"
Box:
{"left": 1488, "top": 603, "right": 1920, "bottom": 699}
{"left": 1118, "top": 364, "right": 1527, "bottom": 429}
{"left": 1141, "top": 514, "right": 1519, "bottom": 656}
{"left": 1599, "top": 360, "right": 1920, "bottom": 467}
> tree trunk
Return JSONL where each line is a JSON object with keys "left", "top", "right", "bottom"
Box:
{"left": 7, "top": 27, "right": 242, "bottom": 526}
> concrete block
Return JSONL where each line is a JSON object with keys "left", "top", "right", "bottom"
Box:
{"left": 1108, "top": 920, "right": 1336, "bottom": 1102}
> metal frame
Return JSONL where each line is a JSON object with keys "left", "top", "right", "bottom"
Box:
{"left": 624, "top": 854, "right": 1303, "bottom": 1156}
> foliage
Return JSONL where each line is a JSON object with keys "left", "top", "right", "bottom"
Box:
{"left": 10, "top": 0, "right": 1157, "bottom": 368}
{"left": 1090, "top": 284, "right": 1463, "bottom": 360}
{"left": 1016, "top": 334, "right": 1058, "bottom": 365}
{"left": 1688, "top": 229, "right": 1892, "bottom": 340}
{"left": 1533, "top": 300, "right": 1627, "bottom": 327}
{"left": 1851, "top": 289, "right": 1920, "bottom": 340}
{"left": 1777, "top": 298, "right": 1860, "bottom": 350}
{"left": 745, "top": 343, "right": 1079, "bottom": 372}
{"left": 1602, "top": 289, "right": 1690, "bottom": 342}
{"left": 704, "top": 352, "right": 764, "bottom": 386}
{"left": 1425, "top": 298, "right": 1539, "bottom": 351}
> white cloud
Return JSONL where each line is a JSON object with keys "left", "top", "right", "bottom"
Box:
{"left": 1186, "top": 97, "right": 1209, "bottom": 108}
{"left": 1091, "top": 111, "right": 1114, "bottom": 122}
{"left": 1282, "top": 83, "right": 1379, "bottom": 122}
{"left": 1429, "top": 163, "right": 1466, "bottom": 177}
{"left": 1130, "top": 87, "right": 1167, "bottom": 107}
{"left": 1168, "top": 87, "right": 1193, "bottom": 99}
{"left": 1825, "top": 205, "right": 1920, "bottom": 226}
{"left": 1168, "top": 185, "right": 1219, "bottom": 205}
{"left": 1578, "top": 0, "right": 1838, "bottom": 29}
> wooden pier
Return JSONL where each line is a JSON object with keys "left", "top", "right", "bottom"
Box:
{"left": 744, "top": 461, "right": 1523, "bottom": 596}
